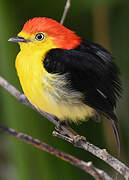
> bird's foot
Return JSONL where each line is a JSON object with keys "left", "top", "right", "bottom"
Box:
{"left": 55, "top": 120, "right": 68, "bottom": 134}
{"left": 73, "top": 135, "right": 86, "bottom": 143}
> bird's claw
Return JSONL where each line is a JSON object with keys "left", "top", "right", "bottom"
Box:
{"left": 72, "top": 135, "right": 86, "bottom": 143}
{"left": 55, "top": 120, "right": 68, "bottom": 134}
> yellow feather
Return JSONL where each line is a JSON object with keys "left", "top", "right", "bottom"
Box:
{"left": 15, "top": 32, "right": 95, "bottom": 122}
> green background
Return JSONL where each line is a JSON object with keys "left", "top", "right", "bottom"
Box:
{"left": 0, "top": 0, "right": 128, "bottom": 179}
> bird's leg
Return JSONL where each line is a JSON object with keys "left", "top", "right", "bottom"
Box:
{"left": 55, "top": 117, "right": 78, "bottom": 136}
{"left": 54, "top": 117, "right": 86, "bottom": 141}
{"left": 55, "top": 118, "right": 70, "bottom": 133}
{"left": 72, "top": 135, "right": 86, "bottom": 143}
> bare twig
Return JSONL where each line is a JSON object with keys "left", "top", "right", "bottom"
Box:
{"left": 0, "top": 124, "right": 112, "bottom": 180}
{"left": 0, "top": 78, "right": 129, "bottom": 179}
{"left": 60, "top": 0, "right": 71, "bottom": 25}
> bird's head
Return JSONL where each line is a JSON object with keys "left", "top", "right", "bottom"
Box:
{"left": 8, "top": 17, "right": 81, "bottom": 51}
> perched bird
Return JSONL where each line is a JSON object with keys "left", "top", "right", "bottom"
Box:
{"left": 8, "top": 17, "right": 121, "bottom": 155}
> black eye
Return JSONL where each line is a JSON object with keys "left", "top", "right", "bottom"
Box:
{"left": 35, "top": 33, "right": 45, "bottom": 41}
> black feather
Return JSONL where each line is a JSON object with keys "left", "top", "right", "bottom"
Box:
{"left": 43, "top": 39, "right": 122, "bottom": 155}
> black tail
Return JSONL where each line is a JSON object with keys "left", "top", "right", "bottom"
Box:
{"left": 108, "top": 113, "right": 120, "bottom": 158}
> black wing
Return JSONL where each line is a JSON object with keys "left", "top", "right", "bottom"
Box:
{"left": 44, "top": 39, "right": 121, "bottom": 119}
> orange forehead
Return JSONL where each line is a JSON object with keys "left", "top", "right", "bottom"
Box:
{"left": 22, "top": 17, "right": 81, "bottom": 49}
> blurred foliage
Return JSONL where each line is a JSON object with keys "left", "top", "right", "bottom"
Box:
{"left": 0, "top": 0, "right": 129, "bottom": 180}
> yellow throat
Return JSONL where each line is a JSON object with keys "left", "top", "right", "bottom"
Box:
{"left": 16, "top": 32, "right": 56, "bottom": 110}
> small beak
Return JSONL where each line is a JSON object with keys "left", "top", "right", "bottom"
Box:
{"left": 8, "top": 36, "right": 27, "bottom": 43}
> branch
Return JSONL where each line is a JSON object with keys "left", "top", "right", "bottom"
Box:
{"left": 53, "top": 132, "right": 129, "bottom": 179}
{"left": 60, "top": 0, "right": 71, "bottom": 25}
{"left": 0, "top": 77, "right": 129, "bottom": 179}
{"left": 0, "top": 124, "right": 112, "bottom": 180}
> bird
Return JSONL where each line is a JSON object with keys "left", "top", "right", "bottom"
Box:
{"left": 8, "top": 17, "right": 121, "bottom": 155}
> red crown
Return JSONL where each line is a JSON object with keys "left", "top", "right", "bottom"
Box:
{"left": 22, "top": 17, "right": 81, "bottom": 49}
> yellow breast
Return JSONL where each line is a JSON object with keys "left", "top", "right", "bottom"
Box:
{"left": 15, "top": 36, "right": 56, "bottom": 113}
